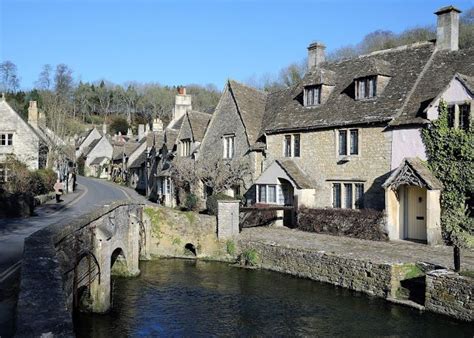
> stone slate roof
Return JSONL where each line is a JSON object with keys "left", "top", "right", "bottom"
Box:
{"left": 90, "top": 156, "right": 108, "bottom": 165}
{"left": 302, "top": 68, "right": 336, "bottom": 86}
{"left": 112, "top": 141, "right": 140, "bottom": 160}
{"left": 85, "top": 138, "right": 101, "bottom": 156}
{"left": 129, "top": 148, "right": 146, "bottom": 169}
{"left": 276, "top": 159, "right": 315, "bottom": 189}
{"left": 165, "top": 129, "right": 179, "bottom": 149}
{"left": 187, "top": 111, "right": 211, "bottom": 142}
{"left": 392, "top": 48, "right": 474, "bottom": 125}
{"left": 264, "top": 42, "right": 438, "bottom": 133}
{"left": 383, "top": 157, "right": 443, "bottom": 190}
{"left": 228, "top": 80, "right": 268, "bottom": 144}
{"left": 146, "top": 131, "right": 165, "bottom": 148}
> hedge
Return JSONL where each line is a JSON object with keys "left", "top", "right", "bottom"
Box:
{"left": 298, "top": 208, "right": 388, "bottom": 241}
{"left": 206, "top": 193, "right": 234, "bottom": 215}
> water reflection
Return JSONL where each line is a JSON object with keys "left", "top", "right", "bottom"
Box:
{"left": 75, "top": 259, "right": 473, "bottom": 337}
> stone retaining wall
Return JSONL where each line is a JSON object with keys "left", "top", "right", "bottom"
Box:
{"left": 425, "top": 270, "right": 473, "bottom": 321}
{"left": 238, "top": 240, "right": 393, "bottom": 298}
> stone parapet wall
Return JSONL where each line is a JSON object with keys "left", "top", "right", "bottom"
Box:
{"left": 425, "top": 270, "right": 473, "bottom": 321}
{"left": 16, "top": 200, "right": 143, "bottom": 337}
{"left": 238, "top": 240, "right": 392, "bottom": 298}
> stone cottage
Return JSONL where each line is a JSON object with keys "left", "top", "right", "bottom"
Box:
{"left": 254, "top": 5, "right": 473, "bottom": 244}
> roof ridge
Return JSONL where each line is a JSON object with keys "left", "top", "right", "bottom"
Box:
{"left": 228, "top": 79, "right": 268, "bottom": 95}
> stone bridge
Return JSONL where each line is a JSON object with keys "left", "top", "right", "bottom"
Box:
{"left": 16, "top": 201, "right": 151, "bottom": 336}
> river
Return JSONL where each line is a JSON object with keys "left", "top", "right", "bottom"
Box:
{"left": 75, "top": 259, "right": 473, "bottom": 337}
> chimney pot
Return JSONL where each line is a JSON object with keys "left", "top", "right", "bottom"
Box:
{"left": 435, "top": 5, "right": 461, "bottom": 51}
{"left": 307, "top": 42, "right": 326, "bottom": 70}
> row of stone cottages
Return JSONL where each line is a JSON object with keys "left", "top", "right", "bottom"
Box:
{"left": 79, "top": 5, "right": 471, "bottom": 246}
{"left": 0, "top": 97, "right": 74, "bottom": 190}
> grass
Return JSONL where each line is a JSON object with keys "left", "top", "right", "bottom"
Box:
{"left": 459, "top": 270, "right": 474, "bottom": 278}
{"left": 403, "top": 264, "right": 424, "bottom": 280}
{"left": 226, "top": 240, "right": 236, "bottom": 256}
{"left": 144, "top": 207, "right": 163, "bottom": 238}
{"left": 184, "top": 211, "right": 197, "bottom": 224}
{"left": 242, "top": 249, "right": 259, "bottom": 266}
{"left": 172, "top": 237, "right": 182, "bottom": 246}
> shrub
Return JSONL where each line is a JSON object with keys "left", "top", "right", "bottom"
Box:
{"left": 240, "top": 208, "right": 278, "bottom": 228}
{"left": 109, "top": 117, "right": 129, "bottom": 135}
{"left": 77, "top": 156, "right": 85, "bottom": 176}
{"left": 184, "top": 193, "right": 198, "bottom": 211}
{"left": 31, "top": 169, "right": 57, "bottom": 195}
{"left": 205, "top": 193, "right": 234, "bottom": 215}
{"left": 298, "top": 208, "right": 388, "bottom": 241}
{"left": 226, "top": 240, "right": 236, "bottom": 256}
{"left": 242, "top": 249, "right": 259, "bottom": 266}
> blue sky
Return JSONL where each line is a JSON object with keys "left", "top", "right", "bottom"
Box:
{"left": 1, "top": 0, "right": 472, "bottom": 90}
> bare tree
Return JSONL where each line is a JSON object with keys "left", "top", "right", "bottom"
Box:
{"left": 0, "top": 61, "right": 20, "bottom": 93}
{"left": 35, "top": 64, "right": 52, "bottom": 90}
{"left": 54, "top": 64, "right": 74, "bottom": 101}
{"left": 198, "top": 158, "right": 251, "bottom": 194}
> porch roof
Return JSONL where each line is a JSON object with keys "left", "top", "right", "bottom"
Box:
{"left": 383, "top": 157, "right": 443, "bottom": 190}
{"left": 256, "top": 159, "right": 315, "bottom": 189}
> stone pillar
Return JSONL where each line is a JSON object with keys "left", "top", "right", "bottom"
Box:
{"left": 274, "top": 210, "right": 284, "bottom": 227}
{"left": 126, "top": 211, "right": 141, "bottom": 276}
{"left": 217, "top": 200, "right": 240, "bottom": 239}
{"left": 90, "top": 238, "right": 112, "bottom": 313}
{"left": 426, "top": 189, "right": 443, "bottom": 245}
{"left": 385, "top": 187, "right": 400, "bottom": 240}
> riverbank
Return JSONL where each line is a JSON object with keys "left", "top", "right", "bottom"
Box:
{"left": 237, "top": 227, "right": 473, "bottom": 321}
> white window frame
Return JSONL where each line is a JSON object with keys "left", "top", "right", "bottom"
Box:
{"left": 283, "top": 134, "right": 301, "bottom": 158}
{"left": 0, "top": 133, "right": 13, "bottom": 146}
{"left": 180, "top": 139, "right": 192, "bottom": 157}
{"left": 0, "top": 163, "right": 9, "bottom": 183}
{"left": 223, "top": 134, "right": 235, "bottom": 159}
{"left": 256, "top": 184, "right": 282, "bottom": 205}
{"left": 304, "top": 85, "right": 321, "bottom": 107}
{"left": 336, "top": 128, "right": 360, "bottom": 157}
{"left": 447, "top": 102, "right": 471, "bottom": 131}
{"left": 331, "top": 181, "right": 364, "bottom": 209}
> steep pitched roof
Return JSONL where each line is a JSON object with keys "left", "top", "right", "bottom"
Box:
{"left": 392, "top": 48, "right": 474, "bottom": 125}
{"left": 90, "top": 156, "right": 108, "bottom": 165}
{"left": 187, "top": 111, "right": 211, "bottom": 142}
{"left": 276, "top": 159, "right": 316, "bottom": 189}
{"left": 129, "top": 149, "right": 147, "bottom": 168}
{"left": 264, "top": 42, "right": 437, "bottom": 133}
{"left": 112, "top": 141, "right": 140, "bottom": 160}
{"left": 228, "top": 80, "right": 268, "bottom": 144}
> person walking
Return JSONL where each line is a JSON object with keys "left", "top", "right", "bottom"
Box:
{"left": 54, "top": 179, "right": 63, "bottom": 203}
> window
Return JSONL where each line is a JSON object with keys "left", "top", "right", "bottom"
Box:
{"left": 284, "top": 134, "right": 301, "bottom": 158}
{"left": 338, "top": 130, "right": 347, "bottom": 156}
{"left": 0, "top": 133, "right": 13, "bottom": 146}
{"left": 356, "top": 76, "right": 377, "bottom": 99}
{"left": 0, "top": 164, "right": 9, "bottom": 183}
{"left": 223, "top": 135, "right": 235, "bottom": 159}
{"left": 332, "top": 182, "right": 364, "bottom": 209}
{"left": 338, "top": 129, "right": 359, "bottom": 156}
{"left": 332, "top": 183, "right": 341, "bottom": 208}
{"left": 180, "top": 139, "right": 191, "bottom": 157}
{"left": 257, "top": 184, "right": 279, "bottom": 204}
{"left": 304, "top": 85, "right": 321, "bottom": 106}
{"left": 459, "top": 104, "right": 470, "bottom": 131}
{"left": 447, "top": 103, "right": 471, "bottom": 131}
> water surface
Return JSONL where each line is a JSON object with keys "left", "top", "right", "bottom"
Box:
{"left": 75, "top": 259, "right": 473, "bottom": 337}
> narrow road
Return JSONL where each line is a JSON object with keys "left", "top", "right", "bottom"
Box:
{"left": 0, "top": 176, "right": 146, "bottom": 336}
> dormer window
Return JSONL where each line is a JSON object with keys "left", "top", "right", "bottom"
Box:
{"left": 304, "top": 85, "right": 321, "bottom": 106}
{"left": 356, "top": 76, "right": 377, "bottom": 100}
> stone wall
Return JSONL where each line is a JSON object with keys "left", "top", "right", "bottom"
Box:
{"left": 265, "top": 125, "right": 392, "bottom": 210}
{"left": 238, "top": 240, "right": 393, "bottom": 298}
{"left": 16, "top": 201, "right": 144, "bottom": 336}
{"left": 425, "top": 270, "right": 473, "bottom": 321}
{"left": 143, "top": 206, "right": 233, "bottom": 261}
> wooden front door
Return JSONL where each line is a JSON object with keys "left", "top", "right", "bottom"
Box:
{"left": 406, "top": 186, "right": 427, "bottom": 241}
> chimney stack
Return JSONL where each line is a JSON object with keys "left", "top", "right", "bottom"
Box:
{"left": 435, "top": 5, "right": 461, "bottom": 51}
{"left": 102, "top": 122, "right": 107, "bottom": 135}
{"left": 172, "top": 86, "right": 192, "bottom": 124}
{"left": 28, "top": 101, "right": 38, "bottom": 127}
{"left": 307, "top": 42, "right": 326, "bottom": 70}
{"left": 138, "top": 124, "right": 145, "bottom": 140}
{"left": 153, "top": 117, "right": 163, "bottom": 131}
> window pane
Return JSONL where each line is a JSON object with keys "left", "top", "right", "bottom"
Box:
{"left": 258, "top": 185, "right": 266, "bottom": 203}
{"left": 372, "top": 77, "right": 377, "bottom": 97}
{"left": 7, "top": 134, "right": 12, "bottom": 146}
{"left": 315, "top": 86, "right": 321, "bottom": 104}
{"left": 333, "top": 183, "right": 341, "bottom": 208}
{"left": 339, "top": 130, "right": 347, "bottom": 155}
{"left": 447, "top": 105, "right": 455, "bottom": 128}
{"left": 344, "top": 183, "right": 353, "bottom": 209}
{"left": 0, "top": 134, "right": 5, "bottom": 146}
{"left": 284, "top": 135, "right": 292, "bottom": 157}
{"left": 350, "top": 129, "right": 358, "bottom": 155}
{"left": 459, "top": 104, "right": 470, "bottom": 131}
{"left": 355, "top": 184, "right": 364, "bottom": 209}
{"left": 268, "top": 185, "right": 276, "bottom": 203}
{"left": 294, "top": 134, "right": 300, "bottom": 157}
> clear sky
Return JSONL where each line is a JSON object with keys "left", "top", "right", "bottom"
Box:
{"left": 1, "top": 0, "right": 472, "bottom": 90}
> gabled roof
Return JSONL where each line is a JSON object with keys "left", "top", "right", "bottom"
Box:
{"left": 187, "top": 111, "right": 211, "bottom": 142}
{"left": 112, "top": 141, "right": 140, "bottom": 160}
{"left": 85, "top": 138, "right": 101, "bottom": 156}
{"left": 129, "top": 149, "right": 147, "bottom": 168}
{"left": 383, "top": 157, "right": 443, "bottom": 190}
{"left": 0, "top": 100, "right": 42, "bottom": 142}
{"left": 276, "top": 159, "right": 316, "bottom": 189}
{"left": 392, "top": 48, "right": 474, "bottom": 126}
{"left": 302, "top": 68, "right": 336, "bottom": 86}
{"left": 265, "top": 42, "right": 439, "bottom": 133}
{"left": 228, "top": 80, "right": 268, "bottom": 145}
{"left": 90, "top": 156, "right": 108, "bottom": 165}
